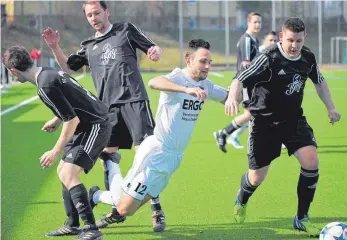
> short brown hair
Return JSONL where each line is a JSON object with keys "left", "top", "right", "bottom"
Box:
{"left": 82, "top": 1, "right": 108, "bottom": 12}
{"left": 282, "top": 17, "right": 305, "bottom": 33}
{"left": 2, "top": 46, "right": 33, "bottom": 71}
{"left": 247, "top": 12, "right": 261, "bottom": 22}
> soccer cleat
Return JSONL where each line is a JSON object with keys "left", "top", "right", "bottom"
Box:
{"left": 293, "top": 215, "right": 321, "bottom": 237}
{"left": 46, "top": 225, "right": 81, "bottom": 236}
{"left": 95, "top": 212, "right": 126, "bottom": 229}
{"left": 233, "top": 199, "right": 247, "bottom": 223}
{"left": 213, "top": 130, "right": 227, "bottom": 153}
{"left": 152, "top": 210, "right": 166, "bottom": 232}
{"left": 76, "top": 225, "right": 102, "bottom": 240}
{"left": 88, "top": 186, "right": 100, "bottom": 210}
{"left": 227, "top": 136, "right": 244, "bottom": 149}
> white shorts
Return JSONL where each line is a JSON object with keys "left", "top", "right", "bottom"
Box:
{"left": 121, "top": 135, "right": 183, "bottom": 200}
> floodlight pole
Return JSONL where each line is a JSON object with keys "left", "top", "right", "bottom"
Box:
{"left": 225, "top": 0, "right": 230, "bottom": 68}
{"left": 272, "top": 0, "right": 276, "bottom": 31}
{"left": 179, "top": 0, "right": 184, "bottom": 68}
{"left": 40, "top": 10, "right": 43, "bottom": 66}
{"left": 318, "top": 0, "right": 322, "bottom": 65}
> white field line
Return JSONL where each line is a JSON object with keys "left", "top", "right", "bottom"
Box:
{"left": 209, "top": 72, "right": 225, "bottom": 77}
{"left": 1, "top": 74, "right": 86, "bottom": 116}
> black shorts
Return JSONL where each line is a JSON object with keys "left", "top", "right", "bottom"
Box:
{"left": 108, "top": 100, "right": 155, "bottom": 149}
{"left": 62, "top": 121, "right": 112, "bottom": 173}
{"left": 247, "top": 116, "right": 317, "bottom": 170}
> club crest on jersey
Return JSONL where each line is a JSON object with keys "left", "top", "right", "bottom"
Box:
{"left": 101, "top": 43, "right": 117, "bottom": 65}
{"left": 286, "top": 74, "right": 303, "bottom": 95}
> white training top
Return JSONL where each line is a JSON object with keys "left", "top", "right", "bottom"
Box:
{"left": 153, "top": 68, "right": 227, "bottom": 153}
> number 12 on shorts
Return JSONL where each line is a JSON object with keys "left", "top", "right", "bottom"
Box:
{"left": 134, "top": 182, "right": 147, "bottom": 195}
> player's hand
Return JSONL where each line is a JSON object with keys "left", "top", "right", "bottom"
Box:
{"left": 42, "top": 119, "right": 61, "bottom": 132}
{"left": 225, "top": 97, "right": 239, "bottom": 116}
{"left": 40, "top": 150, "right": 60, "bottom": 168}
{"left": 185, "top": 87, "right": 208, "bottom": 101}
{"left": 241, "top": 60, "right": 251, "bottom": 67}
{"left": 42, "top": 27, "right": 60, "bottom": 49}
{"left": 147, "top": 46, "right": 162, "bottom": 62}
{"left": 328, "top": 109, "right": 341, "bottom": 125}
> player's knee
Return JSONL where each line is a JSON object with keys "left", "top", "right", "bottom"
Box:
{"left": 302, "top": 157, "right": 319, "bottom": 170}
{"left": 117, "top": 206, "right": 135, "bottom": 216}
{"left": 58, "top": 170, "right": 77, "bottom": 189}
{"left": 248, "top": 171, "right": 266, "bottom": 186}
{"left": 100, "top": 151, "right": 121, "bottom": 164}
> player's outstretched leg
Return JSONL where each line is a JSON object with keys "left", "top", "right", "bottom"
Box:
{"left": 95, "top": 207, "right": 127, "bottom": 229}
{"left": 227, "top": 123, "right": 248, "bottom": 149}
{"left": 89, "top": 186, "right": 100, "bottom": 210}
{"left": 233, "top": 173, "right": 260, "bottom": 223}
{"left": 151, "top": 196, "right": 166, "bottom": 232}
{"left": 46, "top": 185, "right": 81, "bottom": 236}
{"left": 213, "top": 130, "right": 227, "bottom": 153}
{"left": 293, "top": 215, "right": 320, "bottom": 237}
{"left": 293, "top": 166, "right": 320, "bottom": 237}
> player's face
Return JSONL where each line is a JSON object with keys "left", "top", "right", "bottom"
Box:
{"left": 187, "top": 48, "right": 212, "bottom": 81}
{"left": 280, "top": 29, "right": 306, "bottom": 58}
{"left": 248, "top": 15, "right": 262, "bottom": 34}
{"left": 264, "top": 34, "right": 278, "bottom": 47}
{"left": 84, "top": 2, "right": 110, "bottom": 32}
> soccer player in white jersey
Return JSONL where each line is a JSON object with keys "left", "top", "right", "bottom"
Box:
{"left": 259, "top": 31, "right": 278, "bottom": 53}
{"left": 88, "top": 39, "right": 232, "bottom": 228}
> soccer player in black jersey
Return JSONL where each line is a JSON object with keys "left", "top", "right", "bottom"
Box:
{"left": 3, "top": 46, "right": 112, "bottom": 240}
{"left": 225, "top": 18, "right": 341, "bottom": 237}
{"left": 42, "top": 1, "right": 165, "bottom": 232}
{"left": 214, "top": 12, "right": 261, "bottom": 151}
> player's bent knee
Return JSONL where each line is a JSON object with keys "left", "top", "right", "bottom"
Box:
{"left": 295, "top": 146, "right": 319, "bottom": 170}
{"left": 57, "top": 164, "right": 81, "bottom": 189}
{"left": 248, "top": 168, "right": 268, "bottom": 186}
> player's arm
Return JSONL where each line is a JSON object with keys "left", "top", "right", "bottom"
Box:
{"left": 42, "top": 27, "right": 72, "bottom": 73}
{"left": 239, "top": 36, "right": 252, "bottom": 67}
{"left": 225, "top": 54, "right": 270, "bottom": 116}
{"left": 42, "top": 116, "right": 62, "bottom": 133}
{"left": 309, "top": 63, "right": 341, "bottom": 124}
{"left": 39, "top": 86, "right": 79, "bottom": 168}
{"left": 127, "top": 22, "right": 162, "bottom": 62}
{"left": 43, "top": 27, "right": 88, "bottom": 73}
{"left": 149, "top": 76, "right": 207, "bottom": 100}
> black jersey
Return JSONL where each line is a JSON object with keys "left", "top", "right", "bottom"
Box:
{"left": 236, "top": 32, "right": 259, "bottom": 70}
{"left": 235, "top": 42, "right": 325, "bottom": 122}
{"left": 36, "top": 67, "right": 109, "bottom": 129}
{"left": 67, "top": 22, "right": 156, "bottom": 107}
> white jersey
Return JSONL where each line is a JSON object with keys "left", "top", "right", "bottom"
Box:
{"left": 259, "top": 45, "right": 266, "bottom": 53}
{"left": 153, "top": 68, "right": 227, "bottom": 153}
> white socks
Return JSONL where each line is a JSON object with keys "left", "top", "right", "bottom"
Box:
{"left": 93, "top": 160, "right": 124, "bottom": 206}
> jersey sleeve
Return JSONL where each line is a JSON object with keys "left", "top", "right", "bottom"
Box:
{"left": 127, "top": 22, "right": 156, "bottom": 54}
{"left": 164, "top": 68, "right": 182, "bottom": 84}
{"left": 205, "top": 80, "right": 227, "bottom": 102}
{"left": 308, "top": 54, "right": 325, "bottom": 84}
{"left": 67, "top": 43, "right": 89, "bottom": 71}
{"left": 234, "top": 54, "right": 271, "bottom": 87}
{"left": 238, "top": 36, "right": 252, "bottom": 61}
{"left": 39, "top": 86, "right": 77, "bottom": 122}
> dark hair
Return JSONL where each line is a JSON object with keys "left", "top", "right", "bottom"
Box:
{"left": 247, "top": 12, "right": 261, "bottom": 22}
{"left": 185, "top": 39, "right": 210, "bottom": 57}
{"left": 266, "top": 31, "right": 277, "bottom": 36}
{"left": 2, "top": 46, "right": 33, "bottom": 71}
{"left": 82, "top": 1, "right": 108, "bottom": 12}
{"left": 282, "top": 17, "right": 305, "bottom": 33}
